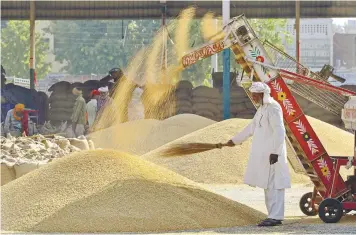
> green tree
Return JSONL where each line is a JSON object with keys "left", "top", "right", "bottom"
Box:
{"left": 50, "top": 20, "right": 161, "bottom": 75}
{"left": 1, "top": 21, "right": 50, "bottom": 80}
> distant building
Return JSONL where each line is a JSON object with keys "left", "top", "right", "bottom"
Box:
{"left": 284, "top": 18, "right": 333, "bottom": 71}
{"left": 333, "top": 33, "right": 356, "bottom": 69}
{"left": 346, "top": 20, "right": 356, "bottom": 33}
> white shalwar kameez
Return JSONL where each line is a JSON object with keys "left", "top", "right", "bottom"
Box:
{"left": 128, "top": 87, "right": 144, "bottom": 121}
{"left": 231, "top": 82, "right": 291, "bottom": 221}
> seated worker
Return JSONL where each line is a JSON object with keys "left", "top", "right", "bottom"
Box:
{"left": 4, "top": 103, "right": 28, "bottom": 137}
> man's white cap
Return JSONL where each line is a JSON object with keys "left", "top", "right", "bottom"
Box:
{"left": 249, "top": 82, "right": 272, "bottom": 104}
{"left": 98, "top": 86, "right": 109, "bottom": 92}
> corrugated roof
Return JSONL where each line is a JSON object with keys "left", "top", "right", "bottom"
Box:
{"left": 1, "top": 1, "right": 356, "bottom": 20}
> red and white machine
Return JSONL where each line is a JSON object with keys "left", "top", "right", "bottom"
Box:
{"left": 179, "top": 14, "right": 356, "bottom": 223}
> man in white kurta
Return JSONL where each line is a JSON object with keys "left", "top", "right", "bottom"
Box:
{"left": 128, "top": 85, "right": 144, "bottom": 121}
{"left": 226, "top": 82, "right": 291, "bottom": 226}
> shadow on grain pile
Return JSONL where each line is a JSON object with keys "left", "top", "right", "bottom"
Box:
{"left": 1, "top": 149, "right": 265, "bottom": 233}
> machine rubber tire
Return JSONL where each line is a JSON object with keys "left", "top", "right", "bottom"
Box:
{"left": 299, "top": 192, "right": 318, "bottom": 216}
{"left": 318, "top": 198, "right": 343, "bottom": 223}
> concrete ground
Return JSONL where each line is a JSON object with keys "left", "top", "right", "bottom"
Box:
{"left": 151, "top": 184, "right": 355, "bottom": 235}
{"left": 2, "top": 185, "right": 355, "bottom": 235}
{"left": 198, "top": 184, "right": 356, "bottom": 234}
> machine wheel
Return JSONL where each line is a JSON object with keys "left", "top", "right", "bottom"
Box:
{"left": 299, "top": 192, "right": 318, "bottom": 216}
{"left": 318, "top": 198, "right": 343, "bottom": 223}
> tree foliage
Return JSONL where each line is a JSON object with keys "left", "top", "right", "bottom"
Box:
{"left": 50, "top": 20, "right": 161, "bottom": 75}
{"left": 1, "top": 21, "right": 51, "bottom": 80}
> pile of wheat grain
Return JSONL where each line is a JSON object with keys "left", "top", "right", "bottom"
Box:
{"left": 89, "top": 114, "right": 215, "bottom": 155}
{"left": 1, "top": 149, "right": 265, "bottom": 233}
{"left": 142, "top": 116, "right": 353, "bottom": 184}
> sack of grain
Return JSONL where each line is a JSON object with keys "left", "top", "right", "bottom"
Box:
{"left": 69, "top": 138, "right": 89, "bottom": 150}
{"left": 209, "top": 97, "right": 223, "bottom": 105}
{"left": 48, "top": 81, "right": 71, "bottom": 92}
{"left": 14, "top": 162, "right": 39, "bottom": 178}
{"left": 175, "top": 91, "right": 191, "bottom": 101}
{"left": 176, "top": 107, "right": 193, "bottom": 114}
{"left": 50, "top": 100, "right": 75, "bottom": 109}
{"left": 1, "top": 163, "right": 16, "bottom": 186}
{"left": 230, "top": 87, "right": 247, "bottom": 99}
{"left": 176, "top": 100, "right": 192, "bottom": 108}
{"left": 176, "top": 80, "right": 193, "bottom": 90}
{"left": 49, "top": 111, "right": 72, "bottom": 122}
{"left": 88, "top": 140, "right": 95, "bottom": 150}
{"left": 48, "top": 93, "right": 68, "bottom": 103}
{"left": 64, "top": 126, "right": 75, "bottom": 138}
{"left": 195, "top": 110, "right": 216, "bottom": 120}
{"left": 192, "top": 86, "right": 220, "bottom": 99}
{"left": 245, "top": 101, "right": 255, "bottom": 110}
{"left": 54, "top": 138, "right": 71, "bottom": 149}
{"left": 192, "top": 96, "right": 208, "bottom": 104}
{"left": 193, "top": 102, "right": 220, "bottom": 115}
{"left": 231, "top": 103, "right": 248, "bottom": 113}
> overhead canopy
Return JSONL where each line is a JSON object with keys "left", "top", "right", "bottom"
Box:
{"left": 2, "top": 1, "right": 356, "bottom": 20}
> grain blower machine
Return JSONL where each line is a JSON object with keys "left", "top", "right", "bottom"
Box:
{"left": 178, "top": 14, "right": 356, "bottom": 223}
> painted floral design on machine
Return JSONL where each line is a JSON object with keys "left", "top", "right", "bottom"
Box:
{"left": 271, "top": 80, "right": 295, "bottom": 116}
{"left": 249, "top": 46, "right": 271, "bottom": 78}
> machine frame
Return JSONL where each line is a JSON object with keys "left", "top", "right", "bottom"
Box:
{"left": 180, "top": 14, "right": 356, "bottom": 223}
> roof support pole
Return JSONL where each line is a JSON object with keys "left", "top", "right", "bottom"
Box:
{"left": 295, "top": 0, "right": 300, "bottom": 67}
{"left": 29, "top": 1, "right": 36, "bottom": 89}
{"left": 222, "top": 0, "right": 230, "bottom": 119}
{"left": 160, "top": 1, "right": 167, "bottom": 83}
{"left": 211, "top": 19, "right": 218, "bottom": 73}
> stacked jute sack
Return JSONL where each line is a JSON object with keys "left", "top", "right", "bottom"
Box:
{"left": 0, "top": 134, "right": 95, "bottom": 186}
{"left": 223, "top": 87, "right": 256, "bottom": 119}
{"left": 191, "top": 86, "right": 222, "bottom": 121}
{"left": 171, "top": 82, "right": 256, "bottom": 121}
{"left": 48, "top": 82, "right": 76, "bottom": 125}
{"left": 174, "top": 81, "right": 193, "bottom": 114}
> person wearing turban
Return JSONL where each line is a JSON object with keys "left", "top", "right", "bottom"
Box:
{"left": 71, "top": 87, "right": 87, "bottom": 137}
{"left": 223, "top": 82, "right": 291, "bottom": 226}
{"left": 97, "top": 86, "right": 113, "bottom": 113}
{"left": 86, "top": 89, "right": 100, "bottom": 128}
{"left": 128, "top": 83, "right": 144, "bottom": 121}
{"left": 4, "top": 103, "right": 28, "bottom": 137}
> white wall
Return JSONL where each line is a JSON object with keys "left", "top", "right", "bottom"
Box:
{"left": 284, "top": 18, "right": 333, "bottom": 70}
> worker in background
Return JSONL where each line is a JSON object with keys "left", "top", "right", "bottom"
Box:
{"left": 224, "top": 82, "right": 291, "bottom": 226}
{"left": 3, "top": 103, "right": 28, "bottom": 137}
{"left": 97, "top": 86, "right": 113, "bottom": 113}
{"left": 86, "top": 89, "right": 100, "bottom": 129}
{"left": 71, "top": 87, "right": 87, "bottom": 137}
{"left": 128, "top": 84, "right": 144, "bottom": 121}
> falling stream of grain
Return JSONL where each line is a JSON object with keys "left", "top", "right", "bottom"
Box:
{"left": 93, "top": 7, "right": 201, "bottom": 132}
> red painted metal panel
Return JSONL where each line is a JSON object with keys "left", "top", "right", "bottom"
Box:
{"left": 289, "top": 115, "right": 327, "bottom": 160}
{"left": 269, "top": 77, "right": 347, "bottom": 196}
{"left": 268, "top": 78, "right": 303, "bottom": 124}
{"left": 342, "top": 202, "right": 356, "bottom": 210}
